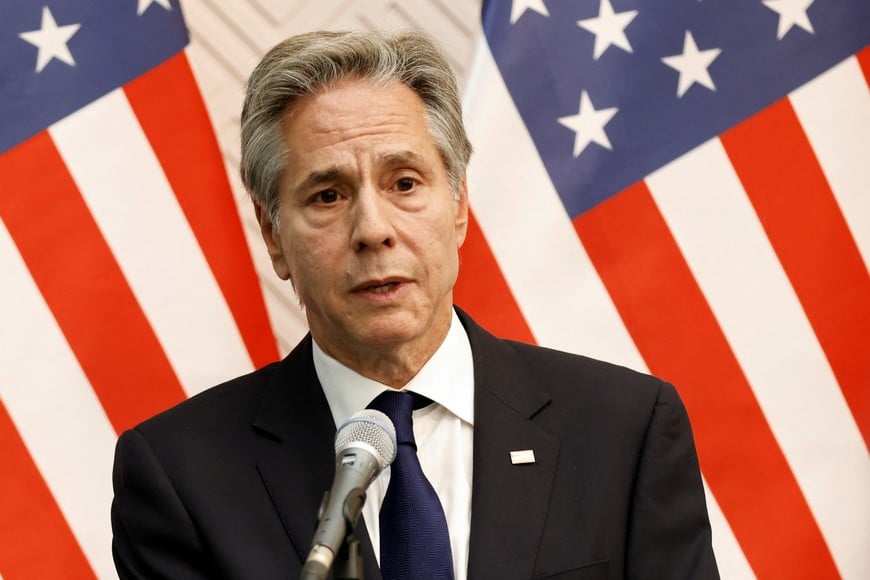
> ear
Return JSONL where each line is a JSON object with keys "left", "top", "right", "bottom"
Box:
{"left": 454, "top": 177, "right": 469, "bottom": 248}
{"left": 254, "top": 202, "right": 292, "bottom": 281}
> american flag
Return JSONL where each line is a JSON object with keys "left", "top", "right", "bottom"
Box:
{"left": 1, "top": 1, "right": 277, "bottom": 577}
{"left": 454, "top": 0, "right": 869, "bottom": 578}
{"left": 2, "top": 0, "right": 868, "bottom": 579}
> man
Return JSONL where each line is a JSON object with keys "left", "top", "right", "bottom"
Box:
{"left": 111, "top": 30, "right": 719, "bottom": 579}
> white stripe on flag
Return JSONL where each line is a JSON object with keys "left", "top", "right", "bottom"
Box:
{"left": 703, "top": 480, "right": 756, "bottom": 580}
{"left": 462, "top": 38, "right": 646, "bottom": 371}
{"left": 49, "top": 90, "right": 254, "bottom": 396}
{"left": 790, "top": 55, "right": 870, "bottom": 271}
{"left": 0, "top": 219, "right": 117, "bottom": 580}
{"left": 647, "top": 138, "right": 870, "bottom": 578}
{"left": 463, "top": 37, "right": 753, "bottom": 575}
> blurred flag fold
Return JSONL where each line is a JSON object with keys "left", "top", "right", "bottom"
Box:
{"left": 1, "top": 1, "right": 278, "bottom": 577}
{"left": 456, "top": 0, "right": 870, "bottom": 578}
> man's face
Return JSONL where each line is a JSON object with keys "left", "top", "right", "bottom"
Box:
{"left": 257, "top": 79, "right": 468, "bottom": 366}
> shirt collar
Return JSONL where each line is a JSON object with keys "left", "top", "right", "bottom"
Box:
{"left": 313, "top": 309, "right": 474, "bottom": 428}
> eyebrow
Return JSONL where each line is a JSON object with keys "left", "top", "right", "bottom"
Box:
{"left": 296, "top": 150, "right": 427, "bottom": 192}
{"left": 378, "top": 150, "right": 426, "bottom": 167}
{"left": 298, "top": 167, "right": 344, "bottom": 192}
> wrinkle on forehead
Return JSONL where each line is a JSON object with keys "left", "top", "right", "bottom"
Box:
{"left": 297, "top": 150, "right": 428, "bottom": 192}
{"left": 279, "top": 81, "right": 442, "bottom": 195}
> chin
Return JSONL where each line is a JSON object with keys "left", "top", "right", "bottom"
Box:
{"left": 355, "top": 313, "right": 425, "bottom": 343}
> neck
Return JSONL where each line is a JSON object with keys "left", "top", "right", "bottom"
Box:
{"left": 314, "top": 313, "right": 452, "bottom": 389}
{"left": 344, "top": 344, "right": 440, "bottom": 388}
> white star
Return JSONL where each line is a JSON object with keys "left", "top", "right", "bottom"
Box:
{"left": 577, "top": 0, "right": 638, "bottom": 60}
{"left": 762, "top": 0, "right": 814, "bottom": 39}
{"left": 558, "top": 91, "right": 619, "bottom": 157}
{"left": 18, "top": 6, "right": 81, "bottom": 73}
{"left": 138, "top": 0, "right": 172, "bottom": 16}
{"left": 510, "top": 0, "right": 549, "bottom": 25}
{"left": 661, "top": 31, "right": 722, "bottom": 98}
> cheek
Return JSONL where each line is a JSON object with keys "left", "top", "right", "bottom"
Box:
{"left": 423, "top": 217, "right": 462, "bottom": 284}
{"left": 283, "top": 238, "right": 321, "bottom": 292}
{"left": 286, "top": 232, "right": 348, "bottom": 295}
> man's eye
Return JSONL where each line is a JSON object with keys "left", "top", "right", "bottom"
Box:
{"left": 395, "top": 177, "right": 416, "bottom": 192}
{"left": 312, "top": 189, "right": 339, "bottom": 204}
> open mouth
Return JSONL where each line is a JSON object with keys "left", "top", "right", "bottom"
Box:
{"left": 366, "top": 282, "right": 399, "bottom": 294}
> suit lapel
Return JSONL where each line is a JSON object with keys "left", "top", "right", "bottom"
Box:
{"left": 252, "top": 336, "right": 382, "bottom": 579}
{"left": 460, "top": 312, "right": 560, "bottom": 579}
{"left": 252, "top": 313, "right": 557, "bottom": 578}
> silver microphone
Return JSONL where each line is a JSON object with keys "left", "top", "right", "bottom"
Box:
{"left": 301, "top": 409, "right": 397, "bottom": 580}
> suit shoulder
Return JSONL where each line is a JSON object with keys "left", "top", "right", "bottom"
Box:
{"left": 504, "top": 338, "right": 664, "bottom": 393}
{"left": 459, "top": 308, "right": 668, "bottom": 412}
{"left": 496, "top": 339, "right": 683, "bottom": 434}
{"left": 132, "top": 359, "right": 282, "bottom": 438}
{"left": 494, "top": 340, "right": 689, "bottom": 455}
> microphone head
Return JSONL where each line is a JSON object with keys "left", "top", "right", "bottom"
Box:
{"left": 335, "top": 409, "right": 397, "bottom": 470}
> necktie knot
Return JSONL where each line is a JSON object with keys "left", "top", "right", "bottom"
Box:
{"left": 367, "top": 391, "right": 431, "bottom": 447}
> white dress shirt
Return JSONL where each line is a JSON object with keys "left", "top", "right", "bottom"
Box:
{"left": 314, "top": 310, "right": 474, "bottom": 579}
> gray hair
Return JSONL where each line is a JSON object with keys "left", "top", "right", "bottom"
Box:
{"left": 240, "top": 30, "right": 473, "bottom": 222}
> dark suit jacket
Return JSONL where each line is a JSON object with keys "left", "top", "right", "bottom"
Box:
{"left": 111, "top": 310, "right": 718, "bottom": 579}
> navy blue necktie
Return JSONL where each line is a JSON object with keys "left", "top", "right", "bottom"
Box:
{"left": 368, "top": 390, "right": 454, "bottom": 580}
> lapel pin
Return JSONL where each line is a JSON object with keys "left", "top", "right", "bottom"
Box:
{"left": 510, "top": 449, "right": 536, "bottom": 465}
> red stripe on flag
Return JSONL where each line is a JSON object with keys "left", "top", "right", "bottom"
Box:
{"left": 721, "top": 99, "right": 870, "bottom": 446}
{"left": 124, "top": 52, "right": 280, "bottom": 368}
{"left": 455, "top": 209, "right": 535, "bottom": 343}
{"left": 0, "top": 132, "right": 186, "bottom": 433}
{"left": 0, "top": 401, "right": 95, "bottom": 579}
{"left": 857, "top": 44, "right": 870, "bottom": 85}
{"left": 575, "top": 182, "right": 839, "bottom": 579}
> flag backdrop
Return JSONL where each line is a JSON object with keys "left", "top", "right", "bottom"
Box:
{"left": 1, "top": 1, "right": 279, "bottom": 577}
{"left": 455, "top": 0, "right": 869, "bottom": 578}
{"left": 1, "top": 0, "right": 868, "bottom": 578}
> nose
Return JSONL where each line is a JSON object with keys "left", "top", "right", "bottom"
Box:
{"left": 350, "top": 187, "right": 396, "bottom": 252}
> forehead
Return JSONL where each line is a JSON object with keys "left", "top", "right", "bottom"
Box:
{"left": 284, "top": 80, "right": 428, "bottom": 144}
{"left": 281, "top": 79, "right": 435, "bottom": 159}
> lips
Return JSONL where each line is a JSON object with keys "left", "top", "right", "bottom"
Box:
{"left": 352, "top": 278, "right": 409, "bottom": 294}
{"left": 366, "top": 282, "right": 398, "bottom": 294}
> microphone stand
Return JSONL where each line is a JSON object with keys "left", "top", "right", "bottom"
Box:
{"left": 301, "top": 489, "right": 367, "bottom": 580}
{"left": 332, "top": 533, "right": 364, "bottom": 580}
{"left": 333, "top": 489, "right": 365, "bottom": 580}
